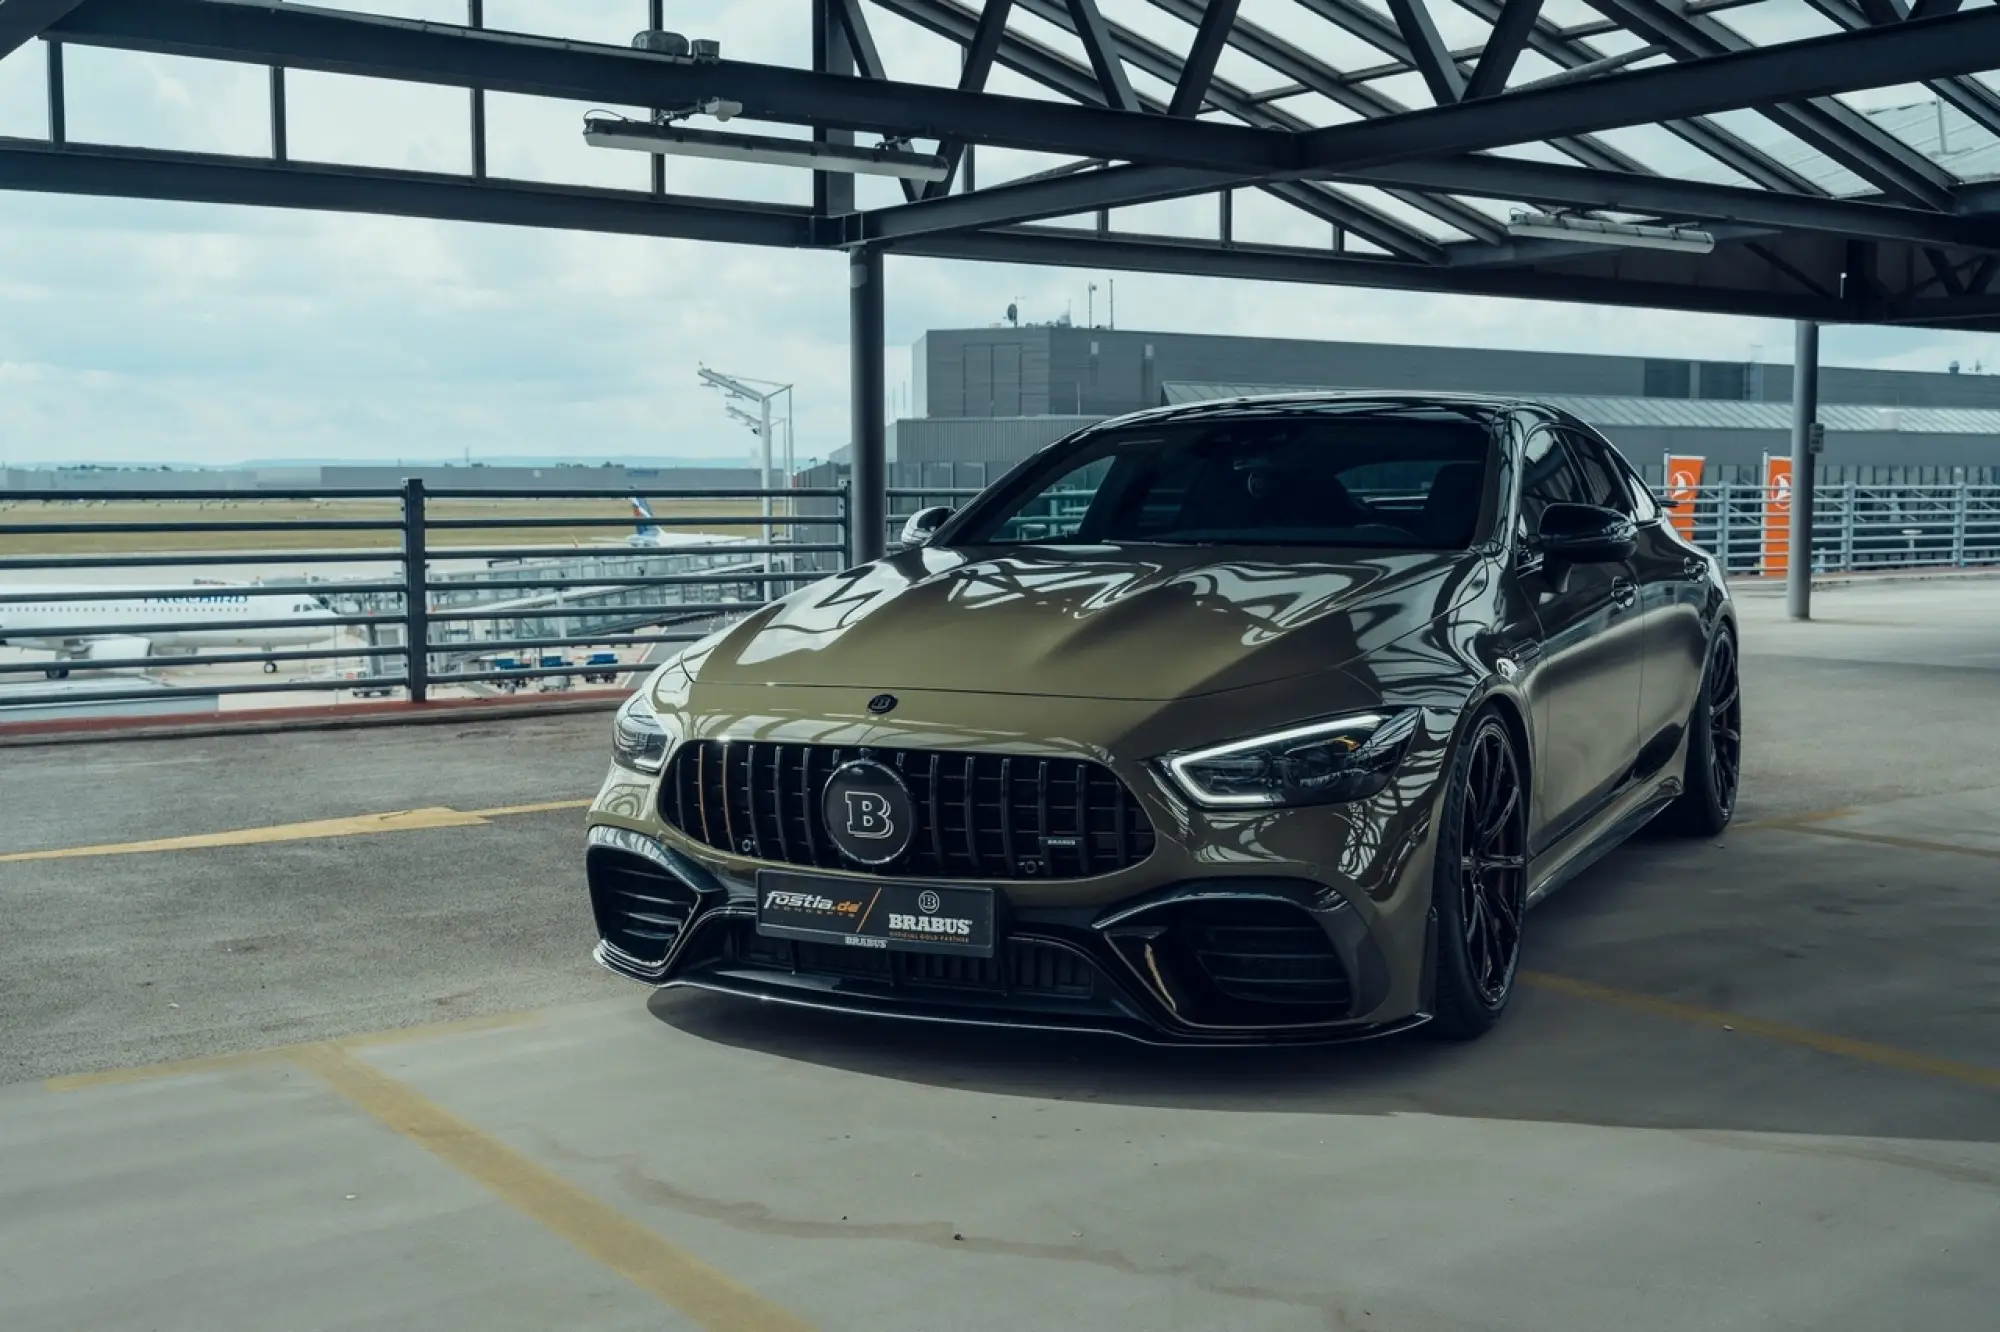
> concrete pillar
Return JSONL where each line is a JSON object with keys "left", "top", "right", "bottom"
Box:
{"left": 1787, "top": 320, "right": 1820, "bottom": 621}
{"left": 849, "top": 246, "right": 886, "bottom": 566}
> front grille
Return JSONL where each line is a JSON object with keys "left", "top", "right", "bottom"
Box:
{"left": 587, "top": 848, "right": 701, "bottom": 964}
{"left": 664, "top": 741, "right": 1155, "bottom": 880}
{"left": 1181, "top": 901, "right": 1351, "bottom": 1008}
{"left": 738, "top": 929, "right": 1096, "bottom": 999}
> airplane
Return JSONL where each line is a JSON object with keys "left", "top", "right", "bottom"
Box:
{"left": 618, "top": 496, "right": 753, "bottom": 553}
{"left": 626, "top": 497, "right": 668, "bottom": 548}
{"left": 0, "top": 584, "right": 343, "bottom": 679}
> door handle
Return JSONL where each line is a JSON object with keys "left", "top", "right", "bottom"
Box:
{"left": 1611, "top": 577, "right": 1638, "bottom": 611}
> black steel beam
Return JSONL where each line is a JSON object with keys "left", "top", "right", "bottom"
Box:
{"left": 1296, "top": 7, "right": 2000, "bottom": 179}
{"left": 1167, "top": 0, "right": 1239, "bottom": 117}
{"left": 1907, "top": 0, "right": 1963, "bottom": 16}
{"left": 886, "top": 0, "right": 1469, "bottom": 257}
{"left": 0, "top": 136, "right": 817, "bottom": 246}
{"left": 1007, "top": 0, "right": 1504, "bottom": 243}
{"left": 901, "top": 226, "right": 1849, "bottom": 322}
{"left": 1578, "top": 0, "right": 1958, "bottom": 210}
{"left": 1463, "top": 0, "right": 1542, "bottom": 100}
{"left": 829, "top": 0, "right": 919, "bottom": 202}
{"left": 1064, "top": 0, "right": 1139, "bottom": 110}
{"left": 1340, "top": 156, "right": 2000, "bottom": 249}
{"left": 0, "top": 0, "right": 79, "bottom": 59}
{"left": 923, "top": 0, "right": 1013, "bottom": 198}
{"left": 1150, "top": 0, "right": 1645, "bottom": 177}
{"left": 1799, "top": 0, "right": 2000, "bottom": 148}
{"left": 49, "top": 0, "right": 1289, "bottom": 172}
{"left": 856, "top": 143, "right": 2000, "bottom": 254}
{"left": 1383, "top": 0, "right": 1466, "bottom": 104}
{"left": 1448, "top": 0, "right": 1820, "bottom": 195}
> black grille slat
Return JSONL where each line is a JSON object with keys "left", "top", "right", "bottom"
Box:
{"left": 743, "top": 743, "right": 766, "bottom": 861}
{"left": 1180, "top": 904, "right": 1352, "bottom": 1009}
{"left": 662, "top": 742, "right": 1154, "bottom": 881}
{"left": 927, "top": 754, "right": 945, "bottom": 868}
{"left": 766, "top": 744, "right": 790, "bottom": 863}
{"left": 961, "top": 755, "right": 979, "bottom": 876}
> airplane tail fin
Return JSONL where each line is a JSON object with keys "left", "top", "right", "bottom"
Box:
{"left": 630, "top": 497, "right": 658, "bottom": 534}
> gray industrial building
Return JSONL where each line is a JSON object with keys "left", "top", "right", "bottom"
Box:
{"left": 842, "top": 328, "right": 2000, "bottom": 489}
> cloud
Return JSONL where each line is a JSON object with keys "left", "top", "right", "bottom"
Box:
{"left": 0, "top": 3, "right": 1994, "bottom": 467}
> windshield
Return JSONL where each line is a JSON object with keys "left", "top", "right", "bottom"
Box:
{"left": 949, "top": 412, "right": 1495, "bottom": 551}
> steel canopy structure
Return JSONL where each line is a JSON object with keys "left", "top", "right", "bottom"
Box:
{"left": 3, "top": 0, "right": 2000, "bottom": 563}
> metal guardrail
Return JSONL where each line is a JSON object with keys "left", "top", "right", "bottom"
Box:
{"left": 4, "top": 475, "right": 1992, "bottom": 719}
{"left": 0, "top": 482, "right": 849, "bottom": 714}
{"left": 884, "top": 482, "right": 2000, "bottom": 576}
{"left": 1665, "top": 483, "right": 2000, "bottom": 576}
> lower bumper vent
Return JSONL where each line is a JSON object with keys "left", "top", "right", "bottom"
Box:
{"left": 587, "top": 847, "right": 702, "bottom": 965}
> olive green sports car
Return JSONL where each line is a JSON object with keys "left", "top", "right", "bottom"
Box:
{"left": 585, "top": 393, "right": 1740, "bottom": 1043}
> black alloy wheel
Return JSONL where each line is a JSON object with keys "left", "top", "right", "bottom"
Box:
{"left": 1705, "top": 633, "right": 1743, "bottom": 815}
{"left": 1429, "top": 711, "right": 1530, "bottom": 1039}
{"left": 1663, "top": 629, "right": 1741, "bottom": 837}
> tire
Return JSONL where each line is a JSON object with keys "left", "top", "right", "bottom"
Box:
{"left": 1661, "top": 628, "right": 1741, "bottom": 838}
{"left": 1427, "top": 708, "right": 1530, "bottom": 1041}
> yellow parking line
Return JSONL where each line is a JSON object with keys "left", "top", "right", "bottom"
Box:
{"left": 1735, "top": 807, "right": 1860, "bottom": 831}
{"left": 467, "top": 798, "right": 593, "bottom": 818}
{"left": 292, "top": 1043, "right": 816, "bottom": 1332}
{"left": 1767, "top": 824, "right": 2000, "bottom": 861}
{"left": 1523, "top": 971, "right": 2000, "bottom": 1092}
{"left": 44, "top": 1009, "right": 543, "bottom": 1092}
{"left": 0, "top": 799, "right": 591, "bottom": 864}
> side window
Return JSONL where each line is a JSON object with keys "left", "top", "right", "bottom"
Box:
{"left": 1563, "top": 430, "right": 1637, "bottom": 517}
{"left": 1518, "top": 428, "right": 1587, "bottom": 532}
{"left": 988, "top": 455, "right": 1113, "bottom": 543}
{"left": 1605, "top": 444, "right": 1663, "bottom": 524}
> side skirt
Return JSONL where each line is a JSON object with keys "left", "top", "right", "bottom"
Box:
{"left": 1526, "top": 780, "right": 1681, "bottom": 908}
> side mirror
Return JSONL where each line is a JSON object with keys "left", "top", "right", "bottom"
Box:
{"left": 899, "top": 506, "right": 953, "bottom": 548}
{"left": 1533, "top": 502, "right": 1638, "bottom": 564}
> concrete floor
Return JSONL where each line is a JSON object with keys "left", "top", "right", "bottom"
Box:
{"left": 2, "top": 579, "right": 1996, "bottom": 1331}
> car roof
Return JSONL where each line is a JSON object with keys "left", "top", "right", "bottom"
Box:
{"left": 1089, "top": 390, "right": 1549, "bottom": 431}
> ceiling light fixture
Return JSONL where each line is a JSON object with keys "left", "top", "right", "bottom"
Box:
{"left": 583, "top": 116, "right": 950, "bottom": 182}
{"left": 1505, "top": 210, "right": 1716, "bottom": 255}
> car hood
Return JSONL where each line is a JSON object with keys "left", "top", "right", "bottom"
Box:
{"left": 689, "top": 544, "right": 1478, "bottom": 702}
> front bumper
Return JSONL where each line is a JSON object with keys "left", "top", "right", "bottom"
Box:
{"left": 586, "top": 825, "right": 1425, "bottom": 1046}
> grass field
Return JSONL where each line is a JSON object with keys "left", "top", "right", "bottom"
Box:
{"left": 0, "top": 498, "right": 775, "bottom": 556}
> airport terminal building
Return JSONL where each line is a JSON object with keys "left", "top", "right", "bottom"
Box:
{"left": 845, "top": 327, "right": 2000, "bottom": 490}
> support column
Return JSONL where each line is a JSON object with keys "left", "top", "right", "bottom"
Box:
{"left": 850, "top": 246, "right": 886, "bottom": 566}
{"left": 1787, "top": 320, "right": 1820, "bottom": 621}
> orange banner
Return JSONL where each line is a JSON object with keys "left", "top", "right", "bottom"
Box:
{"left": 1761, "top": 455, "right": 1794, "bottom": 577}
{"left": 1664, "top": 454, "right": 1704, "bottom": 543}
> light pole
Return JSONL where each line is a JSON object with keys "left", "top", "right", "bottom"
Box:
{"left": 698, "top": 366, "right": 794, "bottom": 579}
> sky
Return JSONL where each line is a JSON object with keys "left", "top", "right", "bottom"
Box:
{"left": 1, "top": 0, "right": 1997, "bottom": 469}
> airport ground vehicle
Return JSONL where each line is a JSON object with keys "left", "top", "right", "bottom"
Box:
{"left": 583, "top": 394, "right": 1740, "bottom": 1043}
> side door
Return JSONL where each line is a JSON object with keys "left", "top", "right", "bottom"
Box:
{"left": 1511, "top": 425, "right": 1645, "bottom": 851}
{"left": 1569, "top": 427, "right": 1711, "bottom": 776}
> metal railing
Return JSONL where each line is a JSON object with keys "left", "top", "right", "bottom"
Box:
{"left": 1664, "top": 482, "right": 2000, "bottom": 576}
{"left": 0, "top": 482, "right": 848, "bottom": 716}
{"left": 885, "top": 482, "right": 2000, "bottom": 577}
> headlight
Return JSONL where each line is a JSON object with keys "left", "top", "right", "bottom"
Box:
{"left": 612, "top": 691, "right": 679, "bottom": 775}
{"left": 1160, "top": 710, "right": 1420, "bottom": 809}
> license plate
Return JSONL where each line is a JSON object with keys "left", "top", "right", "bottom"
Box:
{"left": 754, "top": 871, "right": 996, "bottom": 958}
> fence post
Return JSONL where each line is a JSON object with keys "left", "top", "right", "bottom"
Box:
{"left": 1953, "top": 482, "right": 1969, "bottom": 567}
{"left": 402, "top": 477, "right": 429, "bottom": 703}
{"left": 1717, "top": 485, "right": 1733, "bottom": 575}
{"left": 1841, "top": 485, "right": 1855, "bottom": 573}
